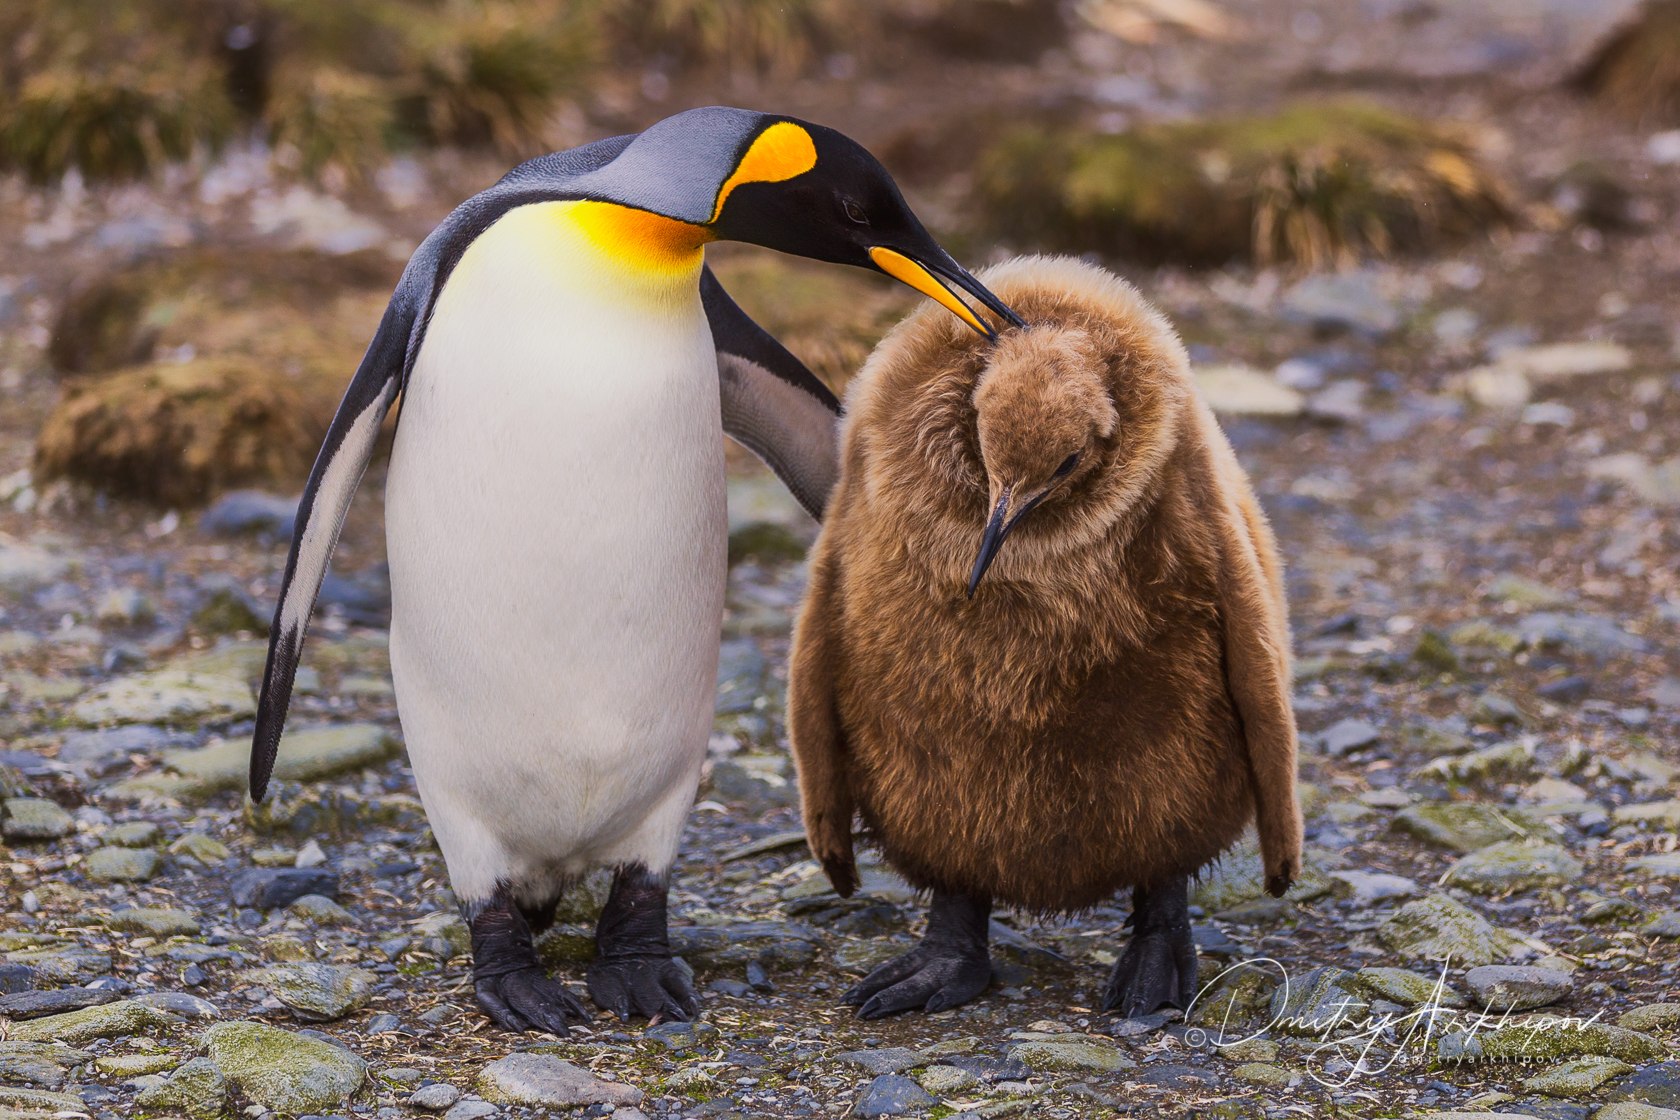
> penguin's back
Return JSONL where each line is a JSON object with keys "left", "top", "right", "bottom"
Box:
{"left": 385, "top": 200, "right": 727, "bottom": 901}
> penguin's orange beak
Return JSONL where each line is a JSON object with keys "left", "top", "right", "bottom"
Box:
{"left": 966, "top": 486, "right": 1046, "bottom": 597}
{"left": 869, "top": 247, "right": 1023, "bottom": 341}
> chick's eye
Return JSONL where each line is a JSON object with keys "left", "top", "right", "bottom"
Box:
{"left": 1053, "top": 453, "right": 1080, "bottom": 478}
{"left": 841, "top": 197, "right": 869, "bottom": 225}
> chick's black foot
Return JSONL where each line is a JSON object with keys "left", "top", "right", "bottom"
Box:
{"left": 843, "top": 890, "right": 992, "bottom": 1019}
{"left": 586, "top": 863, "right": 697, "bottom": 1023}
{"left": 468, "top": 886, "right": 589, "bottom": 1034}
{"left": 1102, "top": 876, "right": 1197, "bottom": 1018}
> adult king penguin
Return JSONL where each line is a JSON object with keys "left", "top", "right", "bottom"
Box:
{"left": 249, "top": 106, "right": 1022, "bottom": 1035}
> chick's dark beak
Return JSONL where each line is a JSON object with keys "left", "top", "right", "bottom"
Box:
{"left": 966, "top": 487, "right": 1049, "bottom": 597}
{"left": 868, "top": 246, "right": 1025, "bottom": 341}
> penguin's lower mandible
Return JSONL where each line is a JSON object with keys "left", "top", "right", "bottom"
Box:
{"left": 788, "top": 255, "right": 1303, "bottom": 1020}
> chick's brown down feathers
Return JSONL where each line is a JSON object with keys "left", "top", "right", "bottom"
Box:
{"left": 789, "top": 255, "right": 1302, "bottom": 913}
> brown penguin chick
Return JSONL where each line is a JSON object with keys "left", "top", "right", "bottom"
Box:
{"left": 788, "top": 255, "right": 1302, "bottom": 1020}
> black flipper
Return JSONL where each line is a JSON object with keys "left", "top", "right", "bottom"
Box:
{"left": 249, "top": 299, "right": 412, "bottom": 801}
{"left": 703, "top": 266, "right": 842, "bottom": 520}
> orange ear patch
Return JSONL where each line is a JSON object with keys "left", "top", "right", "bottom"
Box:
{"left": 710, "top": 121, "right": 819, "bottom": 222}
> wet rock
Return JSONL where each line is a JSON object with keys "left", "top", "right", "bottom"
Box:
{"left": 7, "top": 998, "right": 175, "bottom": 1043}
{"left": 1194, "top": 364, "right": 1304, "bottom": 417}
{"left": 0, "top": 963, "right": 35, "bottom": 993}
{"left": 71, "top": 669, "right": 255, "bottom": 726}
{"left": 853, "top": 1074, "right": 938, "bottom": 1116}
{"left": 475, "top": 1053, "right": 643, "bottom": 1108}
{"left": 247, "top": 962, "right": 374, "bottom": 1021}
{"left": 106, "top": 907, "right": 200, "bottom": 937}
{"left": 0, "top": 987, "right": 119, "bottom": 1019}
{"left": 1392, "top": 801, "right": 1547, "bottom": 853}
{"left": 1280, "top": 270, "right": 1401, "bottom": 339}
{"left": 1444, "top": 841, "right": 1582, "bottom": 895}
{"left": 165, "top": 723, "right": 399, "bottom": 792}
{"left": 203, "top": 1020, "right": 368, "bottom": 1114}
{"left": 1, "top": 797, "right": 75, "bottom": 841}
{"left": 411, "top": 1082, "right": 462, "bottom": 1111}
{"left": 134, "top": 1057, "right": 229, "bottom": 1119}
{"left": 1268, "top": 966, "right": 1368, "bottom": 1036}
{"left": 1379, "top": 893, "right": 1524, "bottom": 966}
{"left": 0, "top": 1041, "right": 87, "bottom": 1089}
{"left": 1006, "top": 1035, "right": 1133, "bottom": 1072}
{"left": 1465, "top": 965, "right": 1573, "bottom": 1011}
{"left": 1522, "top": 1056, "right": 1633, "bottom": 1096}
{"left": 84, "top": 845, "right": 159, "bottom": 882}
{"left": 200, "top": 490, "right": 298, "bottom": 539}
{"left": 231, "top": 866, "right": 341, "bottom": 910}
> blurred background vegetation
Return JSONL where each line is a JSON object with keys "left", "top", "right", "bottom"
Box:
{"left": 2, "top": 0, "right": 1679, "bottom": 504}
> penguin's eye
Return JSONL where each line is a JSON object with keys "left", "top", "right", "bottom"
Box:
{"left": 841, "top": 197, "right": 869, "bottom": 226}
{"left": 1052, "top": 453, "right": 1080, "bottom": 479}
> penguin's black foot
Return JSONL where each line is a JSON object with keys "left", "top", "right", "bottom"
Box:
{"left": 588, "top": 863, "right": 697, "bottom": 1023}
{"left": 476, "top": 967, "right": 590, "bottom": 1035}
{"left": 587, "top": 955, "right": 697, "bottom": 1022}
{"left": 1102, "top": 877, "right": 1197, "bottom": 1018}
{"left": 841, "top": 890, "right": 992, "bottom": 1020}
{"left": 467, "top": 886, "right": 589, "bottom": 1035}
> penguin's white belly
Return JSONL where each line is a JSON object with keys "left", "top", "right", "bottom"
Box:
{"left": 384, "top": 203, "right": 725, "bottom": 902}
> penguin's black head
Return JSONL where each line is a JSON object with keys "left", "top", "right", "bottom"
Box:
{"left": 709, "top": 118, "right": 1023, "bottom": 339}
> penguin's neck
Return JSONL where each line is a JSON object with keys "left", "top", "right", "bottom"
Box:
{"left": 454, "top": 200, "right": 714, "bottom": 308}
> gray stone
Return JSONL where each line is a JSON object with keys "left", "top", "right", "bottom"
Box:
{"left": 0, "top": 963, "right": 34, "bottom": 993}
{"left": 1328, "top": 870, "right": 1420, "bottom": 905}
{"left": 6, "top": 998, "right": 175, "bottom": 1043}
{"left": 1006, "top": 1035, "right": 1133, "bottom": 1072}
{"left": 96, "top": 587, "right": 155, "bottom": 627}
{"left": 444, "top": 1100, "right": 499, "bottom": 1120}
{"left": 1190, "top": 838, "right": 1331, "bottom": 910}
{"left": 231, "top": 866, "right": 341, "bottom": 909}
{"left": 71, "top": 669, "right": 255, "bottom": 726}
{"left": 0, "top": 1041, "right": 85, "bottom": 1089}
{"left": 190, "top": 579, "right": 267, "bottom": 638}
{"left": 1356, "top": 967, "right": 1468, "bottom": 1009}
{"left": 1516, "top": 612, "right": 1648, "bottom": 658}
{"left": 475, "top": 1053, "right": 643, "bottom": 1107}
{"left": 0, "top": 1087, "right": 89, "bottom": 1114}
{"left": 1280, "top": 270, "right": 1401, "bottom": 338}
{"left": 1, "top": 797, "right": 75, "bottom": 841}
{"left": 204, "top": 1020, "right": 367, "bottom": 1113}
{"left": 104, "top": 820, "right": 161, "bottom": 846}
{"left": 1268, "top": 966, "right": 1368, "bottom": 1036}
{"left": 854, "top": 1074, "right": 938, "bottom": 1117}
{"left": 106, "top": 907, "right": 200, "bottom": 937}
{"left": 0, "top": 987, "right": 119, "bottom": 1019}
{"left": 1317, "top": 717, "right": 1380, "bottom": 756}
{"left": 164, "top": 723, "right": 400, "bottom": 792}
{"left": 1604, "top": 1063, "right": 1680, "bottom": 1108}
{"left": 1378, "top": 893, "right": 1524, "bottom": 966}
{"left": 837, "top": 1047, "right": 924, "bottom": 1075}
{"left": 1642, "top": 910, "right": 1680, "bottom": 937}
{"left": 410, "top": 1082, "right": 463, "bottom": 1111}
{"left": 288, "top": 894, "right": 357, "bottom": 926}
{"left": 170, "top": 832, "right": 231, "bottom": 864}
{"left": 642, "top": 1020, "right": 718, "bottom": 1051}
{"left": 1522, "top": 1056, "right": 1633, "bottom": 1096}
{"left": 0, "top": 543, "right": 72, "bottom": 594}
{"left": 134, "top": 1057, "right": 229, "bottom": 1119}
{"left": 84, "top": 845, "right": 159, "bottom": 882}
{"left": 200, "top": 491, "right": 298, "bottom": 538}
{"left": 1617, "top": 1005, "right": 1680, "bottom": 1032}
{"left": 1444, "top": 842, "right": 1583, "bottom": 895}
{"left": 134, "top": 991, "right": 220, "bottom": 1018}
{"left": 1392, "top": 801, "right": 1547, "bottom": 853}
{"left": 247, "top": 963, "right": 374, "bottom": 1021}
{"left": 1632, "top": 854, "right": 1680, "bottom": 880}
{"left": 1595, "top": 1105, "right": 1680, "bottom": 1120}
{"left": 917, "top": 1065, "right": 978, "bottom": 1095}
{"left": 1465, "top": 965, "right": 1573, "bottom": 1011}
{"left": 1613, "top": 801, "right": 1680, "bottom": 831}
{"left": 58, "top": 725, "right": 191, "bottom": 765}
{"left": 669, "top": 920, "right": 819, "bottom": 970}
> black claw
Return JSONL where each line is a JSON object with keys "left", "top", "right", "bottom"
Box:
{"left": 844, "top": 890, "right": 992, "bottom": 1020}
{"left": 467, "top": 885, "right": 588, "bottom": 1035}
{"left": 1103, "top": 876, "right": 1197, "bottom": 1018}
{"left": 587, "top": 864, "right": 698, "bottom": 1022}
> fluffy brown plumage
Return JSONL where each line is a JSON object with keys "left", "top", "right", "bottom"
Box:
{"left": 789, "top": 254, "right": 1302, "bottom": 928}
